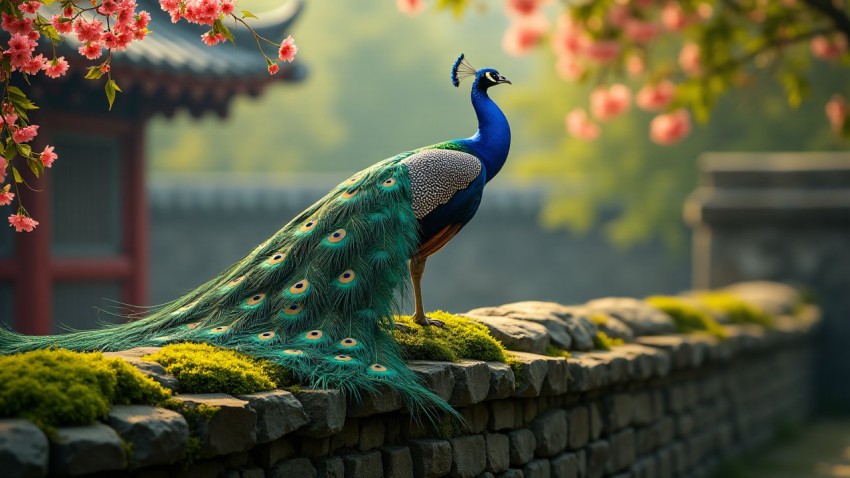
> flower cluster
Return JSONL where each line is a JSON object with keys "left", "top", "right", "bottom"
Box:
{"left": 0, "top": 0, "right": 297, "bottom": 232}
{"left": 398, "top": 1, "right": 850, "bottom": 146}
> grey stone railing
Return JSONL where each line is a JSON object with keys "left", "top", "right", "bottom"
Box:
{"left": 0, "top": 282, "right": 819, "bottom": 478}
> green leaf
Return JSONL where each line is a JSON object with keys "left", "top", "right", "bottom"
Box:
{"left": 105, "top": 79, "right": 121, "bottom": 111}
{"left": 85, "top": 66, "right": 104, "bottom": 80}
{"left": 213, "top": 19, "right": 235, "bottom": 45}
{"left": 42, "top": 0, "right": 57, "bottom": 5}
{"left": 11, "top": 166, "right": 22, "bottom": 183}
{"left": 240, "top": 10, "right": 257, "bottom": 19}
{"left": 4, "top": 142, "right": 16, "bottom": 160}
{"left": 41, "top": 24, "right": 61, "bottom": 42}
{"left": 27, "top": 155, "right": 43, "bottom": 178}
{"left": 16, "top": 144, "right": 31, "bottom": 157}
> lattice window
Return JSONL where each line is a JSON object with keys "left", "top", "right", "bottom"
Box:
{"left": 51, "top": 133, "right": 122, "bottom": 257}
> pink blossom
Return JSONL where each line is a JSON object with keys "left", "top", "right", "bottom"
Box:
{"left": 697, "top": 3, "right": 713, "bottom": 19}
{"left": 40, "top": 145, "right": 57, "bottom": 168}
{"left": 20, "top": 54, "right": 46, "bottom": 75}
{"left": 502, "top": 15, "right": 548, "bottom": 57}
{"left": 590, "top": 84, "right": 632, "bottom": 121}
{"left": 12, "top": 125, "right": 38, "bottom": 143}
{"left": 661, "top": 2, "right": 689, "bottom": 31}
{"left": 551, "top": 16, "right": 584, "bottom": 56}
{"left": 18, "top": 1, "right": 40, "bottom": 14}
{"left": 1, "top": 112, "right": 17, "bottom": 126}
{"left": 811, "top": 35, "right": 847, "bottom": 62}
{"left": 79, "top": 42, "right": 103, "bottom": 60}
{"left": 396, "top": 0, "right": 424, "bottom": 16}
{"left": 650, "top": 109, "right": 691, "bottom": 145}
{"left": 201, "top": 32, "right": 226, "bottom": 46}
{"left": 636, "top": 80, "right": 676, "bottom": 111}
{"left": 607, "top": 5, "right": 631, "bottom": 27}
{"left": 73, "top": 19, "right": 104, "bottom": 43}
{"left": 0, "top": 156, "right": 6, "bottom": 182}
{"left": 8, "top": 213, "right": 38, "bottom": 232}
{"left": 278, "top": 35, "right": 297, "bottom": 62}
{"left": 0, "top": 189, "right": 14, "bottom": 206}
{"left": 555, "top": 55, "right": 583, "bottom": 81}
{"left": 221, "top": 0, "right": 235, "bottom": 15}
{"left": 565, "top": 108, "right": 600, "bottom": 141}
{"left": 584, "top": 40, "right": 621, "bottom": 62}
{"left": 97, "top": 0, "right": 120, "bottom": 16}
{"left": 268, "top": 63, "right": 280, "bottom": 75}
{"left": 51, "top": 16, "right": 73, "bottom": 35}
{"left": 2, "top": 13, "right": 33, "bottom": 35}
{"left": 624, "top": 20, "right": 661, "bottom": 44}
{"left": 626, "top": 55, "right": 644, "bottom": 77}
{"left": 826, "top": 94, "right": 847, "bottom": 133}
{"left": 506, "top": 0, "right": 549, "bottom": 17}
{"left": 44, "top": 57, "right": 69, "bottom": 78}
{"left": 678, "top": 42, "right": 701, "bottom": 75}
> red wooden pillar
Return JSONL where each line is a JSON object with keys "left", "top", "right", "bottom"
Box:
{"left": 124, "top": 120, "right": 147, "bottom": 309}
{"left": 14, "top": 173, "right": 51, "bottom": 335}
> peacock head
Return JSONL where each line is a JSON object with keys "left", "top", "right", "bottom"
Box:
{"left": 451, "top": 53, "right": 511, "bottom": 90}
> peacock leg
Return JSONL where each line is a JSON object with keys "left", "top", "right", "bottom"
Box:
{"left": 409, "top": 255, "right": 445, "bottom": 328}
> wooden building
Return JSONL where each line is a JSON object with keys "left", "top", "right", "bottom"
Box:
{"left": 0, "top": 0, "right": 305, "bottom": 334}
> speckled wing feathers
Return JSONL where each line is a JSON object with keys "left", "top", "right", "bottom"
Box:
{"left": 402, "top": 149, "right": 482, "bottom": 219}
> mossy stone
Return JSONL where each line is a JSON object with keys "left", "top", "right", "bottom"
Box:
{"left": 394, "top": 311, "right": 508, "bottom": 363}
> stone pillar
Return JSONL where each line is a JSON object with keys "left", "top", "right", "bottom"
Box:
{"left": 685, "top": 152, "right": 850, "bottom": 410}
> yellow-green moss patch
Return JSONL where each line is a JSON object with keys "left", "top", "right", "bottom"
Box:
{"left": 693, "top": 292, "right": 776, "bottom": 328}
{"left": 545, "top": 344, "right": 572, "bottom": 358}
{"left": 593, "top": 331, "right": 624, "bottom": 351}
{"left": 145, "top": 343, "right": 290, "bottom": 395}
{"left": 645, "top": 296, "right": 727, "bottom": 339}
{"left": 394, "top": 311, "right": 508, "bottom": 363}
{"left": 0, "top": 349, "right": 170, "bottom": 430}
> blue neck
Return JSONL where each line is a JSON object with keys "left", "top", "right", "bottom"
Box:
{"left": 456, "top": 86, "right": 511, "bottom": 182}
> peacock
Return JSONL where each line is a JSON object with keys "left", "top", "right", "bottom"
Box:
{"left": 0, "top": 54, "right": 512, "bottom": 418}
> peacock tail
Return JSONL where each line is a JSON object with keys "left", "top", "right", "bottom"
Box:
{"left": 0, "top": 151, "right": 458, "bottom": 418}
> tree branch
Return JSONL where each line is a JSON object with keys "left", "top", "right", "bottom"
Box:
{"left": 803, "top": 0, "right": 850, "bottom": 40}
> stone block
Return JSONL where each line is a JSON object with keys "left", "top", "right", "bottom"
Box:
{"left": 408, "top": 361, "right": 456, "bottom": 401}
{"left": 467, "top": 302, "right": 577, "bottom": 350}
{"left": 484, "top": 433, "right": 510, "bottom": 473}
{"left": 299, "top": 437, "right": 330, "bottom": 458}
{"left": 507, "top": 428, "right": 536, "bottom": 466}
{"left": 656, "top": 447, "right": 673, "bottom": 478}
{"left": 0, "top": 419, "right": 48, "bottom": 478}
{"left": 542, "top": 358, "right": 570, "bottom": 396}
{"left": 342, "top": 451, "right": 383, "bottom": 478}
{"left": 294, "top": 390, "right": 347, "bottom": 438}
{"left": 256, "top": 437, "right": 295, "bottom": 469}
{"left": 330, "top": 419, "right": 359, "bottom": 451}
{"left": 565, "top": 356, "right": 607, "bottom": 392}
{"left": 531, "top": 409, "right": 567, "bottom": 457}
{"left": 574, "top": 450, "right": 586, "bottom": 478}
{"left": 604, "top": 393, "right": 634, "bottom": 432}
{"left": 584, "top": 351, "right": 629, "bottom": 385}
{"left": 172, "top": 394, "right": 257, "bottom": 458}
{"left": 347, "top": 385, "right": 403, "bottom": 417}
{"left": 107, "top": 405, "right": 189, "bottom": 468}
{"left": 479, "top": 473, "right": 496, "bottom": 478}
{"left": 496, "top": 470, "right": 524, "bottom": 478}
{"left": 566, "top": 406, "right": 589, "bottom": 450}
{"left": 522, "top": 459, "right": 551, "bottom": 478}
{"left": 172, "top": 460, "right": 223, "bottom": 478}
{"left": 316, "top": 456, "right": 343, "bottom": 478}
{"left": 510, "top": 353, "right": 549, "bottom": 398}
{"left": 238, "top": 390, "right": 308, "bottom": 442}
{"left": 589, "top": 403, "right": 603, "bottom": 440}
{"left": 102, "top": 353, "right": 180, "bottom": 391}
{"left": 635, "top": 426, "right": 657, "bottom": 455}
{"left": 550, "top": 452, "right": 578, "bottom": 478}
{"left": 607, "top": 428, "right": 636, "bottom": 474}
{"left": 487, "top": 362, "right": 517, "bottom": 400}
{"left": 409, "top": 439, "right": 452, "bottom": 478}
{"left": 585, "top": 440, "right": 609, "bottom": 478}
{"left": 359, "top": 419, "right": 386, "bottom": 451}
{"left": 489, "top": 401, "right": 516, "bottom": 431}
{"left": 582, "top": 297, "right": 676, "bottom": 336}
{"left": 49, "top": 423, "right": 127, "bottom": 476}
{"left": 240, "top": 466, "right": 265, "bottom": 478}
{"left": 631, "top": 456, "right": 657, "bottom": 478}
{"left": 271, "top": 457, "right": 317, "bottom": 478}
{"left": 381, "top": 446, "right": 413, "bottom": 478}
{"left": 449, "top": 361, "right": 493, "bottom": 406}
{"left": 635, "top": 336, "right": 690, "bottom": 370}
{"left": 458, "top": 404, "right": 488, "bottom": 435}
{"left": 631, "top": 393, "right": 653, "bottom": 426}
{"left": 450, "top": 435, "right": 487, "bottom": 478}
{"left": 468, "top": 314, "right": 551, "bottom": 355}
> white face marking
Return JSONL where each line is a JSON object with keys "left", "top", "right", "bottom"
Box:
{"left": 485, "top": 71, "right": 497, "bottom": 83}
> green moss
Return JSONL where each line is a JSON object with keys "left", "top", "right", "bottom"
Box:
{"left": 505, "top": 353, "right": 523, "bottom": 386}
{"left": 693, "top": 292, "right": 776, "bottom": 328}
{"left": 590, "top": 313, "right": 610, "bottom": 325}
{"left": 593, "top": 331, "right": 624, "bottom": 351}
{"left": 0, "top": 349, "right": 170, "bottom": 431}
{"left": 145, "top": 343, "right": 286, "bottom": 395}
{"left": 394, "top": 311, "right": 508, "bottom": 363}
{"left": 545, "top": 344, "right": 571, "bottom": 358}
{"left": 645, "top": 296, "right": 727, "bottom": 339}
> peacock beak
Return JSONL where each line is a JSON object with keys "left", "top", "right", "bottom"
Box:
{"left": 498, "top": 76, "right": 512, "bottom": 85}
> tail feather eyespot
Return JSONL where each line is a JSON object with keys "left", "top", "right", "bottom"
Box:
{"left": 341, "top": 189, "right": 359, "bottom": 199}
{"left": 210, "top": 325, "right": 230, "bottom": 334}
{"left": 340, "top": 338, "right": 358, "bottom": 348}
{"left": 381, "top": 177, "right": 397, "bottom": 188}
{"left": 338, "top": 269, "right": 356, "bottom": 284}
{"left": 245, "top": 293, "right": 266, "bottom": 306}
{"left": 282, "top": 349, "right": 304, "bottom": 356}
{"left": 369, "top": 363, "right": 389, "bottom": 373}
{"left": 266, "top": 252, "right": 286, "bottom": 265}
{"left": 172, "top": 301, "right": 199, "bottom": 315}
{"left": 327, "top": 229, "right": 347, "bottom": 244}
{"left": 185, "top": 322, "right": 200, "bottom": 330}
{"left": 346, "top": 175, "right": 361, "bottom": 184}
{"left": 305, "top": 330, "right": 323, "bottom": 341}
{"left": 257, "top": 331, "right": 275, "bottom": 341}
{"left": 282, "top": 303, "right": 303, "bottom": 316}
{"left": 299, "top": 219, "right": 319, "bottom": 232}
{"left": 289, "top": 280, "right": 310, "bottom": 295}
{"left": 225, "top": 275, "right": 247, "bottom": 287}
{"left": 334, "top": 355, "right": 353, "bottom": 362}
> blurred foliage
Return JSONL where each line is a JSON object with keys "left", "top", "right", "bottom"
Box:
{"left": 645, "top": 295, "right": 727, "bottom": 338}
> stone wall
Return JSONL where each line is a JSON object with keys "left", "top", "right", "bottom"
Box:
{"left": 0, "top": 294, "right": 818, "bottom": 478}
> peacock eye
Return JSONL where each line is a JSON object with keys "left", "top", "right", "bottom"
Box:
{"left": 257, "top": 331, "right": 275, "bottom": 341}
{"left": 341, "top": 189, "right": 359, "bottom": 199}
{"left": 226, "top": 275, "right": 247, "bottom": 287}
{"left": 334, "top": 355, "right": 352, "bottom": 362}
{"left": 211, "top": 325, "right": 230, "bottom": 334}
{"left": 381, "top": 178, "right": 396, "bottom": 188}
{"left": 300, "top": 219, "right": 318, "bottom": 232}
{"left": 370, "top": 363, "right": 388, "bottom": 372}
{"left": 246, "top": 293, "right": 266, "bottom": 306}
{"left": 305, "top": 330, "right": 323, "bottom": 340}
{"left": 338, "top": 269, "right": 356, "bottom": 284}
{"left": 327, "top": 229, "right": 347, "bottom": 243}
{"left": 283, "top": 303, "right": 303, "bottom": 316}
{"left": 266, "top": 252, "right": 286, "bottom": 265}
{"left": 283, "top": 349, "right": 303, "bottom": 355}
{"left": 340, "top": 338, "right": 358, "bottom": 347}
{"left": 289, "top": 280, "right": 310, "bottom": 295}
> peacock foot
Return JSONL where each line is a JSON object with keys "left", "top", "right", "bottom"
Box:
{"left": 413, "top": 313, "right": 446, "bottom": 329}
